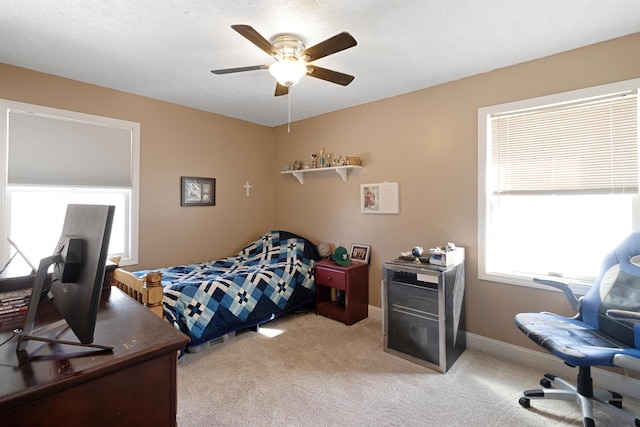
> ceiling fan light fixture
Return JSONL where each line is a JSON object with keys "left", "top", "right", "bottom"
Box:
{"left": 269, "top": 59, "right": 307, "bottom": 87}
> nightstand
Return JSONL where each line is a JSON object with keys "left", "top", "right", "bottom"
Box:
{"left": 315, "top": 260, "right": 369, "bottom": 325}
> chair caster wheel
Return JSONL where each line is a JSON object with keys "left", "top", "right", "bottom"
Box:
{"left": 540, "top": 378, "right": 552, "bottom": 388}
{"left": 519, "top": 397, "right": 531, "bottom": 408}
{"left": 610, "top": 400, "right": 623, "bottom": 409}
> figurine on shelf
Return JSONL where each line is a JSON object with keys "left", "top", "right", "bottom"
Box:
{"left": 310, "top": 153, "right": 317, "bottom": 168}
{"left": 319, "top": 147, "right": 325, "bottom": 168}
{"left": 325, "top": 153, "right": 332, "bottom": 167}
{"left": 293, "top": 160, "right": 302, "bottom": 170}
{"left": 345, "top": 156, "right": 362, "bottom": 166}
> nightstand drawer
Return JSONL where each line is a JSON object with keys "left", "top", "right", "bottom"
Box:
{"left": 316, "top": 268, "right": 346, "bottom": 290}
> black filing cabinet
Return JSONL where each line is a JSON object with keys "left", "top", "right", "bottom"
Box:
{"left": 382, "top": 260, "right": 465, "bottom": 373}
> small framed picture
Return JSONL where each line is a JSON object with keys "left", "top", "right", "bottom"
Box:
{"left": 350, "top": 244, "right": 371, "bottom": 264}
{"left": 181, "top": 176, "right": 216, "bottom": 206}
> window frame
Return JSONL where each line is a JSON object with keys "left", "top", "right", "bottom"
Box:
{"left": 478, "top": 78, "right": 640, "bottom": 294}
{"left": 0, "top": 99, "right": 140, "bottom": 267}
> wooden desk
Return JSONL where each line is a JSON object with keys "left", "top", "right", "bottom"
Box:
{"left": 0, "top": 287, "right": 189, "bottom": 426}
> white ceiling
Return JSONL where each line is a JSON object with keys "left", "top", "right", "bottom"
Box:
{"left": 1, "top": 1, "right": 639, "bottom": 127}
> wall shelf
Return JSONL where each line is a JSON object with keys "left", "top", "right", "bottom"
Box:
{"left": 281, "top": 165, "right": 362, "bottom": 185}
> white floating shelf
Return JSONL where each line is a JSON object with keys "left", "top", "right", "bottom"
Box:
{"left": 281, "top": 165, "right": 362, "bottom": 185}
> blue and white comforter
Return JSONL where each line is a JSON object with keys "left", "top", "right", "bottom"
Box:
{"left": 133, "top": 231, "right": 319, "bottom": 346}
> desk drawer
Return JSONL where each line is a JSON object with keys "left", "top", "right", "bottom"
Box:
{"left": 316, "top": 268, "right": 346, "bottom": 290}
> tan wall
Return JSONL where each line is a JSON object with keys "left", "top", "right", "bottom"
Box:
{"left": 1, "top": 32, "right": 639, "bottom": 351}
{"left": 0, "top": 63, "right": 275, "bottom": 270}
{"left": 272, "top": 32, "right": 640, "bottom": 348}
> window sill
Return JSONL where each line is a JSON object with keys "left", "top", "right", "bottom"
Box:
{"left": 479, "top": 271, "right": 591, "bottom": 298}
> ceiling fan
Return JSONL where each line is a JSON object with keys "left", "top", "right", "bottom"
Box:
{"left": 211, "top": 25, "right": 357, "bottom": 96}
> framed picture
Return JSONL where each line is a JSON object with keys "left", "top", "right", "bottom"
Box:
{"left": 350, "top": 244, "right": 371, "bottom": 264}
{"left": 181, "top": 176, "right": 216, "bottom": 206}
{"left": 361, "top": 182, "right": 399, "bottom": 214}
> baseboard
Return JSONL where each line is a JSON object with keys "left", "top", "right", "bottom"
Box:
{"left": 368, "top": 304, "right": 382, "bottom": 321}
{"left": 468, "top": 332, "right": 640, "bottom": 399}
{"left": 367, "top": 304, "right": 640, "bottom": 399}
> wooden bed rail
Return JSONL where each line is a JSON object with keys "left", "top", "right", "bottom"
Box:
{"left": 112, "top": 268, "right": 164, "bottom": 318}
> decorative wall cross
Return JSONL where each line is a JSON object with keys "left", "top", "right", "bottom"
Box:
{"left": 244, "top": 181, "right": 252, "bottom": 197}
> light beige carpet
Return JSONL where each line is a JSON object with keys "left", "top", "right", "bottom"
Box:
{"left": 177, "top": 311, "right": 640, "bottom": 426}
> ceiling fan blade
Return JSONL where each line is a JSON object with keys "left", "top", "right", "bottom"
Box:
{"left": 231, "top": 24, "right": 280, "bottom": 58}
{"left": 300, "top": 32, "right": 357, "bottom": 62}
{"left": 211, "top": 65, "right": 269, "bottom": 75}
{"left": 275, "top": 82, "right": 289, "bottom": 97}
{"left": 306, "top": 65, "right": 354, "bottom": 86}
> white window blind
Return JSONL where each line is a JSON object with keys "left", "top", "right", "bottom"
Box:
{"left": 1, "top": 100, "right": 140, "bottom": 266}
{"left": 8, "top": 110, "right": 133, "bottom": 187}
{"left": 490, "top": 91, "right": 638, "bottom": 195}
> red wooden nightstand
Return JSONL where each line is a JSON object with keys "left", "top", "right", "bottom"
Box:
{"left": 315, "top": 260, "right": 369, "bottom": 325}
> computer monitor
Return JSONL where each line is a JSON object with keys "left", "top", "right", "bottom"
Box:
{"left": 16, "top": 204, "right": 115, "bottom": 357}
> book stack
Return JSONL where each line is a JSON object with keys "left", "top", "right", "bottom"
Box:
{"left": 0, "top": 288, "right": 31, "bottom": 329}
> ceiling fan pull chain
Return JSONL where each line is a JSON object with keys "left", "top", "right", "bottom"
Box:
{"left": 288, "top": 88, "right": 292, "bottom": 133}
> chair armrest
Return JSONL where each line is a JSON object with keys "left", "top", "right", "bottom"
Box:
{"left": 533, "top": 277, "right": 581, "bottom": 312}
{"left": 606, "top": 309, "right": 640, "bottom": 323}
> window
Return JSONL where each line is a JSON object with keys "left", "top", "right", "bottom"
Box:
{"left": 0, "top": 100, "right": 140, "bottom": 267}
{"left": 478, "top": 79, "right": 640, "bottom": 292}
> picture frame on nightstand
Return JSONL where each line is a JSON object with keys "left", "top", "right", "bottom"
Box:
{"left": 350, "top": 244, "right": 371, "bottom": 264}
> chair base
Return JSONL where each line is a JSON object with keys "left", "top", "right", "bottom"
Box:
{"left": 518, "top": 367, "right": 640, "bottom": 427}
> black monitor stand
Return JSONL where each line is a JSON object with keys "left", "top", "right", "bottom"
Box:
{"left": 15, "top": 255, "right": 112, "bottom": 358}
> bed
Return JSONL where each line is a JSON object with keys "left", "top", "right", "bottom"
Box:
{"left": 112, "top": 230, "right": 321, "bottom": 351}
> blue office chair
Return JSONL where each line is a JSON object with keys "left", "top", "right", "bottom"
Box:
{"left": 515, "top": 232, "right": 640, "bottom": 427}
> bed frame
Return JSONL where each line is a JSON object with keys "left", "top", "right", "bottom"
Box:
{"left": 112, "top": 268, "right": 164, "bottom": 318}
{"left": 112, "top": 267, "right": 239, "bottom": 353}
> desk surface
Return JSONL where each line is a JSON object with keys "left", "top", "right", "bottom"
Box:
{"left": 0, "top": 287, "right": 189, "bottom": 411}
